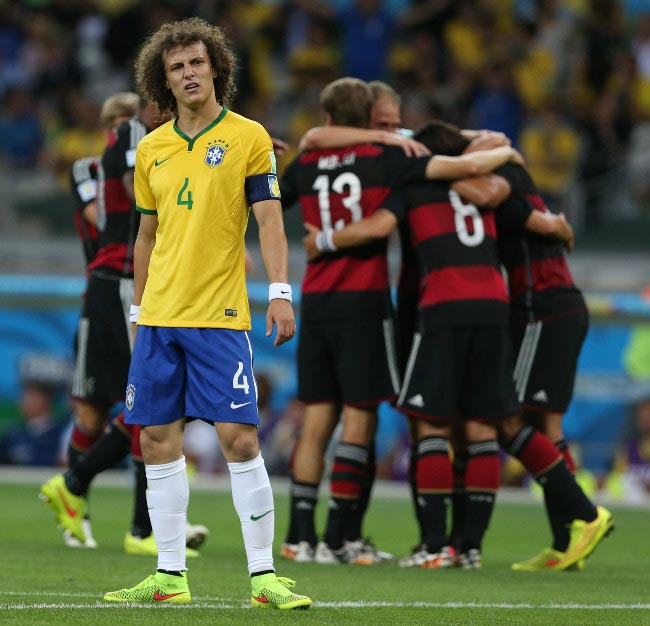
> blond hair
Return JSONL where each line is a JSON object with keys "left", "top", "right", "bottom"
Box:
{"left": 100, "top": 92, "right": 140, "bottom": 129}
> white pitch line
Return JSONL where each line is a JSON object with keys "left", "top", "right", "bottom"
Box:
{"left": 2, "top": 600, "right": 650, "bottom": 611}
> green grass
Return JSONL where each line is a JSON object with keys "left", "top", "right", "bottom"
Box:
{"left": 1, "top": 479, "right": 649, "bottom": 625}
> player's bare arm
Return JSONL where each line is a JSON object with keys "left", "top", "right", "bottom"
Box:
{"left": 271, "top": 137, "right": 289, "bottom": 156}
{"left": 299, "top": 126, "right": 430, "bottom": 157}
{"left": 525, "top": 211, "right": 575, "bottom": 252}
{"left": 451, "top": 175, "right": 512, "bottom": 209}
{"left": 82, "top": 200, "right": 98, "bottom": 227}
{"left": 122, "top": 169, "right": 136, "bottom": 204}
{"left": 425, "top": 146, "right": 522, "bottom": 180}
{"left": 252, "top": 198, "right": 296, "bottom": 347}
{"left": 302, "top": 209, "right": 398, "bottom": 261}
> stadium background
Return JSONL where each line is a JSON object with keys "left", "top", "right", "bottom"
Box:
{"left": 0, "top": 0, "right": 649, "bottom": 499}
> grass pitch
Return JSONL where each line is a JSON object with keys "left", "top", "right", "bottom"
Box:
{"left": 1, "top": 475, "right": 649, "bottom": 626}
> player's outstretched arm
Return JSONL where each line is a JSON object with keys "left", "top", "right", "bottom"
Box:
{"left": 252, "top": 199, "right": 296, "bottom": 347}
{"left": 451, "top": 175, "right": 511, "bottom": 209}
{"left": 299, "top": 126, "right": 430, "bottom": 157}
{"left": 302, "top": 209, "right": 398, "bottom": 261}
{"left": 425, "top": 146, "right": 522, "bottom": 180}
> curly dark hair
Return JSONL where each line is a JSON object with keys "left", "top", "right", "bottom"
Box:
{"left": 134, "top": 17, "right": 236, "bottom": 115}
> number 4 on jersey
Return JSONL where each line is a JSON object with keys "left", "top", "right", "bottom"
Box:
{"left": 177, "top": 177, "right": 193, "bottom": 210}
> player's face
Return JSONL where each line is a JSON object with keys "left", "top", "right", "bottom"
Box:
{"left": 163, "top": 41, "right": 216, "bottom": 111}
{"left": 370, "top": 94, "right": 401, "bottom": 133}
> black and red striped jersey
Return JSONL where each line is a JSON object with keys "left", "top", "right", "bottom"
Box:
{"left": 385, "top": 181, "right": 509, "bottom": 327}
{"left": 70, "top": 155, "right": 100, "bottom": 268}
{"left": 88, "top": 118, "right": 147, "bottom": 277}
{"left": 281, "top": 144, "right": 429, "bottom": 319}
{"left": 493, "top": 163, "right": 584, "bottom": 319}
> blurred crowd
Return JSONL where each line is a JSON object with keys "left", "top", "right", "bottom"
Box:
{"left": 2, "top": 0, "right": 650, "bottom": 236}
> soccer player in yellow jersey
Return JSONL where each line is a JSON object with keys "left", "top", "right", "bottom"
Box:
{"left": 103, "top": 18, "right": 311, "bottom": 610}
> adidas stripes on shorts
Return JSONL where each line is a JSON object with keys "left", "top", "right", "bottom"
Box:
{"left": 511, "top": 308, "right": 589, "bottom": 414}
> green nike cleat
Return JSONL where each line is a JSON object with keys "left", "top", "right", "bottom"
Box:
{"left": 103, "top": 571, "right": 191, "bottom": 604}
{"left": 552, "top": 506, "right": 615, "bottom": 570}
{"left": 39, "top": 474, "right": 87, "bottom": 543}
{"left": 251, "top": 573, "right": 312, "bottom": 610}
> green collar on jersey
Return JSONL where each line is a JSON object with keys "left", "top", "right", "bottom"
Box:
{"left": 173, "top": 107, "right": 228, "bottom": 151}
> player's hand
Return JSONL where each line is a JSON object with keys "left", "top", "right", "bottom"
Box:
{"left": 465, "top": 131, "right": 511, "bottom": 153}
{"left": 378, "top": 131, "right": 431, "bottom": 157}
{"left": 508, "top": 148, "right": 525, "bottom": 166}
{"left": 267, "top": 299, "right": 295, "bottom": 347}
{"left": 558, "top": 212, "right": 574, "bottom": 253}
{"left": 303, "top": 222, "right": 323, "bottom": 261}
{"left": 271, "top": 137, "right": 289, "bottom": 156}
{"left": 131, "top": 322, "right": 138, "bottom": 344}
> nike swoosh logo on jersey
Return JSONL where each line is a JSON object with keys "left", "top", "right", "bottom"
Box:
{"left": 250, "top": 509, "right": 273, "bottom": 521}
{"left": 230, "top": 401, "right": 252, "bottom": 409}
{"left": 154, "top": 156, "right": 172, "bottom": 166}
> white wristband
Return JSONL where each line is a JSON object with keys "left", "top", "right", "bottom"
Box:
{"left": 316, "top": 229, "right": 337, "bottom": 252}
{"left": 269, "top": 282, "right": 292, "bottom": 302}
{"left": 129, "top": 304, "right": 141, "bottom": 322}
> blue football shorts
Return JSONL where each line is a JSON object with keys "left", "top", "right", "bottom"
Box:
{"left": 124, "top": 326, "right": 259, "bottom": 427}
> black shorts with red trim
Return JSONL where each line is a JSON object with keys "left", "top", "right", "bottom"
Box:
{"left": 71, "top": 272, "right": 133, "bottom": 407}
{"left": 512, "top": 307, "right": 589, "bottom": 414}
{"left": 397, "top": 324, "right": 519, "bottom": 423}
{"left": 297, "top": 313, "right": 400, "bottom": 406}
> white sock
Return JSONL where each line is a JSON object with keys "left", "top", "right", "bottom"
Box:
{"left": 146, "top": 456, "right": 188, "bottom": 572}
{"left": 228, "top": 453, "right": 275, "bottom": 575}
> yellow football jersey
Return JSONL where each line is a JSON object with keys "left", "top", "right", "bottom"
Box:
{"left": 134, "top": 108, "right": 278, "bottom": 329}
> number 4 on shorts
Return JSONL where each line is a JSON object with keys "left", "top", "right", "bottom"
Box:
{"left": 233, "top": 361, "right": 250, "bottom": 394}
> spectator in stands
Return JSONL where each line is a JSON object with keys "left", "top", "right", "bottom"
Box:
{"left": 0, "top": 382, "right": 67, "bottom": 467}
{"left": 0, "top": 87, "right": 43, "bottom": 169}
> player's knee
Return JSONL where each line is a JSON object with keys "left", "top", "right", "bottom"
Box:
{"left": 75, "top": 404, "right": 108, "bottom": 436}
{"left": 498, "top": 413, "right": 524, "bottom": 439}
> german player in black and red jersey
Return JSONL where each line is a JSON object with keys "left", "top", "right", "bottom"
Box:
{"left": 493, "top": 159, "right": 613, "bottom": 571}
{"left": 280, "top": 77, "right": 521, "bottom": 564}
{"left": 306, "top": 120, "right": 614, "bottom": 570}
{"left": 417, "top": 121, "right": 614, "bottom": 571}
{"left": 70, "top": 155, "right": 100, "bottom": 271}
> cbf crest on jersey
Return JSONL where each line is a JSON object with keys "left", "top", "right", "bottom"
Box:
{"left": 205, "top": 139, "right": 228, "bottom": 168}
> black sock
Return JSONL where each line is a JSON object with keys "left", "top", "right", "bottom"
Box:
{"left": 540, "top": 462, "right": 597, "bottom": 532}
{"left": 408, "top": 442, "right": 424, "bottom": 545}
{"left": 289, "top": 479, "right": 319, "bottom": 546}
{"left": 345, "top": 448, "right": 375, "bottom": 542}
{"left": 449, "top": 454, "right": 467, "bottom": 552}
{"left": 544, "top": 488, "right": 571, "bottom": 552}
{"left": 461, "top": 441, "right": 500, "bottom": 553}
{"left": 131, "top": 460, "right": 152, "bottom": 538}
{"left": 65, "top": 423, "right": 131, "bottom": 496}
{"left": 324, "top": 443, "right": 368, "bottom": 549}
